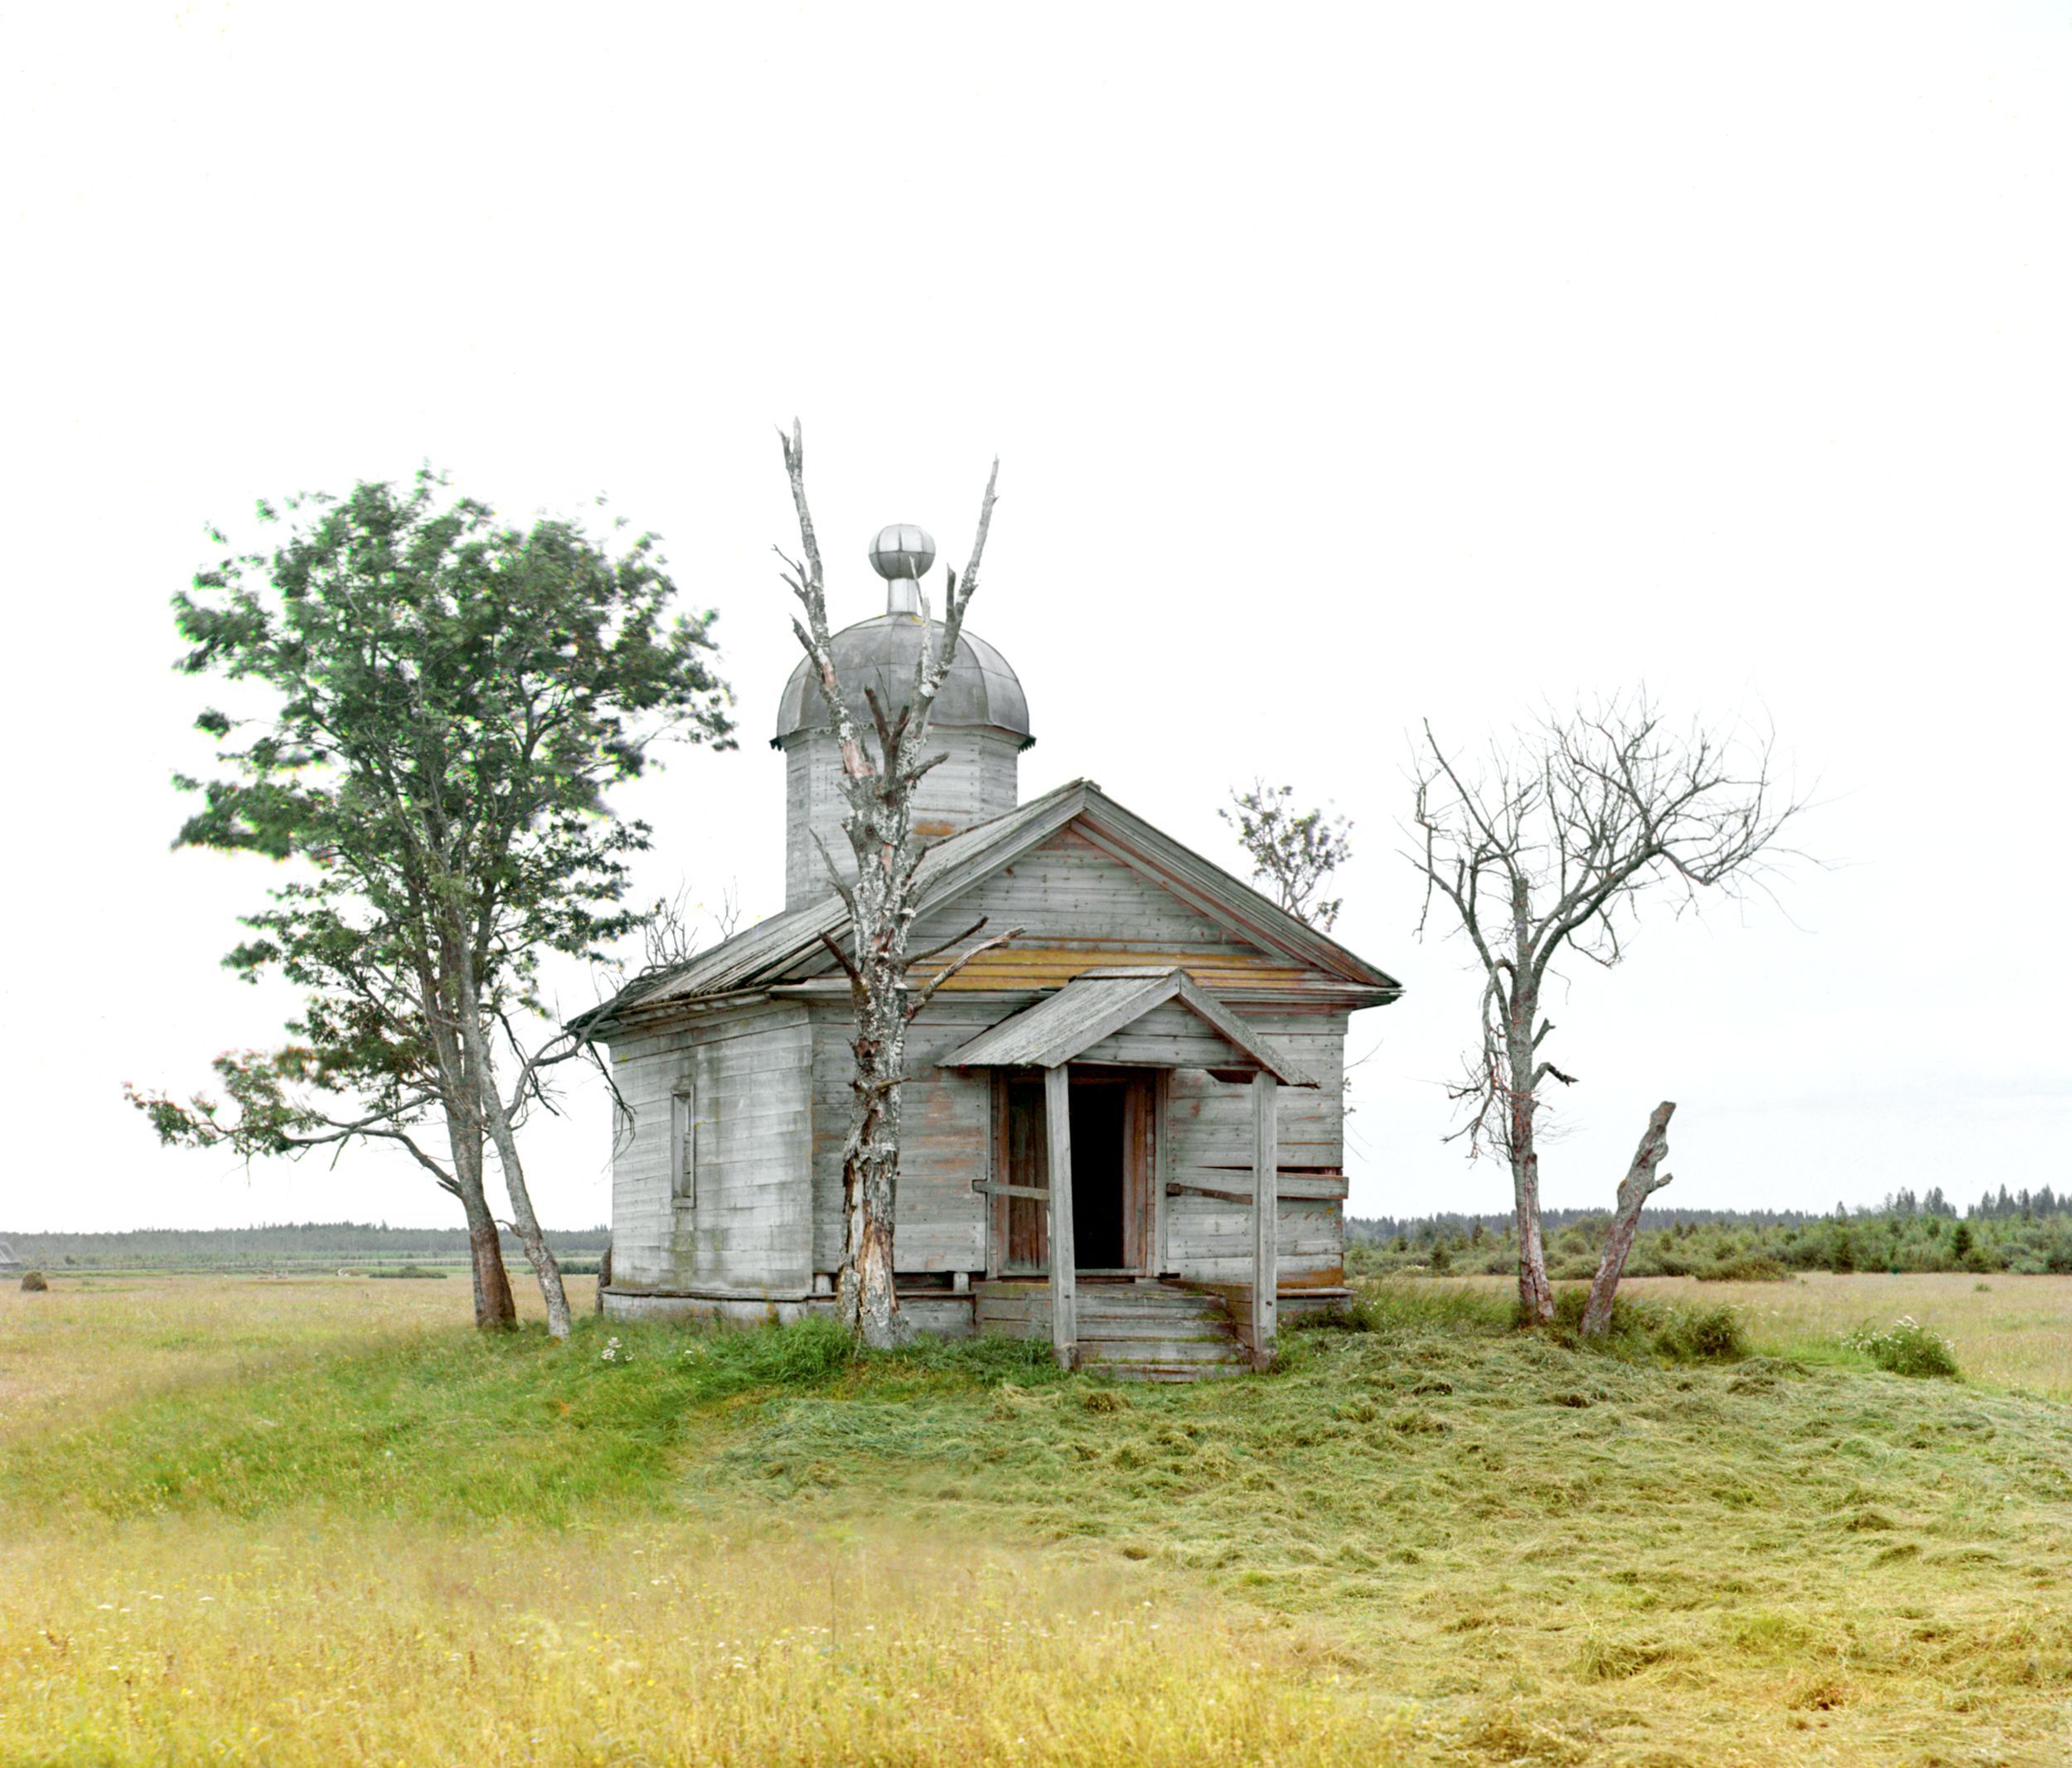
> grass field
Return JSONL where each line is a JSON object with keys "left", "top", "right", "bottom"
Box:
{"left": 1427, "top": 1271, "right": 2072, "bottom": 1402}
{"left": 5, "top": 1273, "right": 2072, "bottom": 1765}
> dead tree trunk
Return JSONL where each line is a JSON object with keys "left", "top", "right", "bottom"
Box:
{"left": 777, "top": 423, "right": 1017, "bottom": 1349}
{"left": 1581, "top": 1102, "right": 1676, "bottom": 1336}
{"left": 1411, "top": 700, "right": 1804, "bottom": 1337}
{"left": 1504, "top": 960, "right": 1557, "bottom": 1325}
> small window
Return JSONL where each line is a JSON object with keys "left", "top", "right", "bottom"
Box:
{"left": 670, "top": 1087, "right": 699, "bottom": 1209}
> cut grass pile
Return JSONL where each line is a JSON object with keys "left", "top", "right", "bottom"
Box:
{"left": 7, "top": 1275, "right": 2072, "bottom": 1764}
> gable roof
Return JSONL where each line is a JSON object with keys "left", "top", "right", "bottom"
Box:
{"left": 942, "top": 966, "right": 1319, "bottom": 1085}
{"left": 578, "top": 777, "right": 1399, "bottom": 1035}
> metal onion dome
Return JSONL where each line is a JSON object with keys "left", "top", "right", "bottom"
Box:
{"left": 771, "top": 616, "right": 1033, "bottom": 750}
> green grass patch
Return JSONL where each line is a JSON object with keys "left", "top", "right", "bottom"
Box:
{"left": 1, "top": 1315, "right": 1060, "bottom": 1528}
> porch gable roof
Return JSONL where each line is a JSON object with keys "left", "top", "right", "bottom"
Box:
{"left": 941, "top": 966, "right": 1319, "bottom": 1087}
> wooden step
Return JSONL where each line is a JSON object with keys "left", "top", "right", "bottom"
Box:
{"left": 1077, "top": 1339, "right": 1243, "bottom": 1364}
{"left": 1066, "top": 1317, "right": 1233, "bottom": 1344}
{"left": 975, "top": 1279, "right": 1250, "bottom": 1383}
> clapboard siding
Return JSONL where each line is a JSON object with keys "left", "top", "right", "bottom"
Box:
{"left": 1163, "top": 1013, "right": 1347, "bottom": 1284}
{"left": 785, "top": 728, "right": 1021, "bottom": 910}
{"left": 809, "top": 999, "right": 1000, "bottom": 1273}
{"left": 611, "top": 1002, "right": 813, "bottom": 1295}
{"left": 1166, "top": 1196, "right": 1346, "bottom": 1285}
{"left": 920, "top": 826, "right": 1234, "bottom": 944}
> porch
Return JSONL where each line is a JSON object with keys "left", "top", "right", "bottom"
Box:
{"left": 946, "top": 965, "right": 1321, "bottom": 1373}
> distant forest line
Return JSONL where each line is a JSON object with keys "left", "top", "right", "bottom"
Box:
{"left": 1348, "top": 1185, "right": 2067, "bottom": 1244}
{"left": 0, "top": 1222, "right": 612, "bottom": 1271}
{"left": 1350, "top": 1186, "right": 2072, "bottom": 1281}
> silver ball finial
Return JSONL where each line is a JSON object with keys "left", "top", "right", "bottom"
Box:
{"left": 869, "top": 524, "right": 936, "bottom": 582}
{"left": 869, "top": 524, "right": 935, "bottom": 616}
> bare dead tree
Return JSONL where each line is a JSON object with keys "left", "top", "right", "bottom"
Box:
{"left": 1582, "top": 1101, "right": 1675, "bottom": 1334}
{"left": 776, "top": 423, "right": 1022, "bottom": 1347}
{"left": 1410, "top": 694, "right": 1807, "bottom": 1330}
{"left": 1221, "top": 782, "right": 1352, "bottom": 930}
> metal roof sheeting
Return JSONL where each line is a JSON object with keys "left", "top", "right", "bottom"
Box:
{"left": 941, "top": 966, "right": 1319, "bottom": 1085}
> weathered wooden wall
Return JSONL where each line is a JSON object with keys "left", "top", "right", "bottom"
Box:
{"left": 893, "top": 825, "right": 1313, "bottom": 991}
{"left": 808, "top": 999, "right": 1000, "bottom": 1273}
{"left": 782, "top": 727, "right": 1021, "bottom": 910}
{"left": 804, "top": 997, "right": 1350, "bottom": 1285}
{"left": 619, "top": 816, "right": 1359, "bottom": 1296}
{"left": 608, "top": 1000, "right": 815, "bottom": 1296}
{"left": 1164, "top": 1013, "right": 1349, "bottom": 1288}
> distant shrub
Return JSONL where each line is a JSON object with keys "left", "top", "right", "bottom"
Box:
{"left": 1699, "top": 1256, "right": 1789, "bottom": 1283}
{"left": 365, "top": 1265, "right": 447, "bottom": 1280}
{"left": 20, "top": 1270, "right": 48, "bottom": 1292}
{"left": 1846, "top": 1315, "right": 1960, "bottom": 1379}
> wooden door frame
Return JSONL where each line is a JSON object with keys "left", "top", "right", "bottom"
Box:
{"left": 985, "top": 1065, "right": 1159, "bottom": 1278}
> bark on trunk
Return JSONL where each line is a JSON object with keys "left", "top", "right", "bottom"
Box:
{"left": 1508, "top": 970, "right": 1556, "bottom": 1325}
{"left": 452, "top": 951, "right": 573, "bottom": 1340}
{"left": 1581, "top": 1102, "right": 1676, "bottom": 1337}
{"left": 835, "top": 946, "right": 908, "bottom": 1349}
{"left": 593, "top": 1243, "right": 612, "bottom": 1316}
{"left": 443, "top": 1109, "right": 515, "bottom": 1330}
{"left": 1512, "top": 1152, "right": 1555, "bottom": 1325}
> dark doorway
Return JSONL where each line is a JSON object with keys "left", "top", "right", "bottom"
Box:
{"left": 993, "top": 1070, "right": 1152, "bottom": 1276}
{"left": 1069, "top": 1082, "right": 1127, "bottom": 1269}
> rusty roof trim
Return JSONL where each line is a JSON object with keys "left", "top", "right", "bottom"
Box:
{"left": 941, "top": 966, "right": 1319, "bottom": 1086}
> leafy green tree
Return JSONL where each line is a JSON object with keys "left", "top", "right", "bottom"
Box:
{"left": 1221, "top": 782, "right": 1353, "bottom": 930}
{"left": 129, "top": 473, "right": 733, "bottom": 1335}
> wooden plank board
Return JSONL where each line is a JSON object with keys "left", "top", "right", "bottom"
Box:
{"left": 1046, "top": 1064, "right": 1076, "bottom": 1368}
{"left": 1251, "top": 1073, "right": 1277, "bottom": 1368}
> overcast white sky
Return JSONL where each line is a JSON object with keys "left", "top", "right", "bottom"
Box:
{"left": 2, "top": 3, "right": 2065, "bottom": 1234}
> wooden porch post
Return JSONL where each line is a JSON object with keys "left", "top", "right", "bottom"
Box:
{"left": 1251, "top": 1071, "right": 1278, "bottom": 1369}
{"left": 1045, "top": 1063, "right": 1077, "bottom": 1369}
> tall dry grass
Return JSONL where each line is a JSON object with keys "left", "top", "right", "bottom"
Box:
{"left": 0, "top": 1518, "right": 1411, "bottom": 1766}
{"left": 0, "top": 1273, "right": 475, "bottom": 1441}
{"left": 1604, "top": 1271, "right": 2072, "bottom": 1398}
